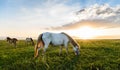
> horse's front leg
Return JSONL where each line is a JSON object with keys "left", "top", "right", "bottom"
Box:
{"left": 14, "top": 42, "right": 17, "bottom": 48}
{"left": 64, "top": 43, "right": 68, "bottom": 55}
{"left": 65, "top": 47, "right": 68, "bottom": 55}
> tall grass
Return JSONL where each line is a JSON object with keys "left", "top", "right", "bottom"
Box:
{"left": 0, "top": 39, "right": 120, "bottom": 70}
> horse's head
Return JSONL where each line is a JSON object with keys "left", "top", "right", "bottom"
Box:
{"left": 6, "top": 37, "right": 11, "bottom": 41}
{"left": 73, "top": 45, "right": 80, "bottom": 55}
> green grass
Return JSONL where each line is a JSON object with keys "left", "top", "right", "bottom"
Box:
{"left": 0, "top": 39, "right": 120, "bottom": 70}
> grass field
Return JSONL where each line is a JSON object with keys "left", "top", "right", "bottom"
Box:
{"left": 0, "top": 39, "right": 120, "bottom": 70}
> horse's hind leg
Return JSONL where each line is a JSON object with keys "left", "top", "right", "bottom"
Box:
{"left": 59, "top": 46, "right": 63, "bottom": 56}
{"left": 43, "top": 44, "right": 49, "bottom": 56}
{"left": 42, "top": 37, "right": 51, "bottom": 55}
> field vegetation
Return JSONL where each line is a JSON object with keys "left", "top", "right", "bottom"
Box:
{"left": 0, "top": 39, "right": 120, "bottom": 70}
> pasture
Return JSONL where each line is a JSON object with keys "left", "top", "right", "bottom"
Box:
{"left": 0, "top": 39, "right": 120, "bottom": 70}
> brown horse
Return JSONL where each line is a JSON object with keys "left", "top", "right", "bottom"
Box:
{"left": 6, "top": 37, "right": 11, "bottom": 43}
{"left": 6, "top": 37, "right": 18, "bottom": 48}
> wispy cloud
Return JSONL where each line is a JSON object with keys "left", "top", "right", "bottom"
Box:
{"left": 0, "top": 0, "right": 80, "bottom": 37}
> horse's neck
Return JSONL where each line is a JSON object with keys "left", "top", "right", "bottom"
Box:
{"left": 61, "top": 32, "right": 77, "bottom": 47}
{"left": 8, "top": 38, "right": 11, "bottom": 40}
{"left": 69, "top": 37, "right": 78, "bottom": 47}
{"left": 31, "top": 38, "right": 34, "bottom": 41}
{"left": 70, "top": 38, "right": 77, "bottom": 47}
{"left": 27, "top": 38, "right": 32, "bottom": 41}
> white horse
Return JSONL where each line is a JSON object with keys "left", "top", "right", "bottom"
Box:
{"left": 34, "top": 32, "right": 80, "bottom": 58}
{"left": 25, "top": 38, "right": 34, "bottom": 46}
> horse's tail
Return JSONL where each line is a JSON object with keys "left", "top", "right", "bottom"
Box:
{"left": 34, "top": 33, "right": 44, "bottom": 58}
{"left": 61, "top": 32, "right": 80, "bottom": 49}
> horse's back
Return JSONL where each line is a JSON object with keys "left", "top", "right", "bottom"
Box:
{"left": 52, "top": 33, "right": 69, "bottom": 41}
{"left": 42, "top": 32, "right": 69, "bottom": 45}
{"left": 26, "top": 38, "right": 32, "bottom": 41}
{"left": 42, "top": 32, "right": 68, "bottom": 40}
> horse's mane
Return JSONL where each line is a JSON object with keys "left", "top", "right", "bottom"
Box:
{"left": 61, "top": 32, "right": 79, "bottom": 47}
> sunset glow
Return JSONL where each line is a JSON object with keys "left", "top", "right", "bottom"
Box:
{"left": 74, "top": 26, "right": 104, "bottom": 39}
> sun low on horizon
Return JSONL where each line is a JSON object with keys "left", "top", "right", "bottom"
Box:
{"left": 67, "top": 26, "right": 104, "bottom": 39}
{"left": 78, "top": 26, "right": 100, "bottom": 39}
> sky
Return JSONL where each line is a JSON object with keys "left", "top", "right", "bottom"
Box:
{"left": 0, "top": 0, "right": 120, "bottom": 39}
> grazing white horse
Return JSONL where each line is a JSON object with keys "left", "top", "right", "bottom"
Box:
{"left": 25, "top": 38, "right": 34, "bottom": 46}
{"left": 34, "top": 32, "right": 80, "bottom": 58}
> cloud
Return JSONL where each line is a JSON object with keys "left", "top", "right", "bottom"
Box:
{"left": 6, "top": 0, "right": 80, "bottom": 28}
{"left": 76, "top": 4, "right": 120, "bottom": 21}
{"left": 47, "top": 19, "right": 120, "bottom": 30}
{"left": 0, "top": 0, "right": 81, "bottom": 37}
{"left": 49, "top": 4, "right": 120, "bottom": 30}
